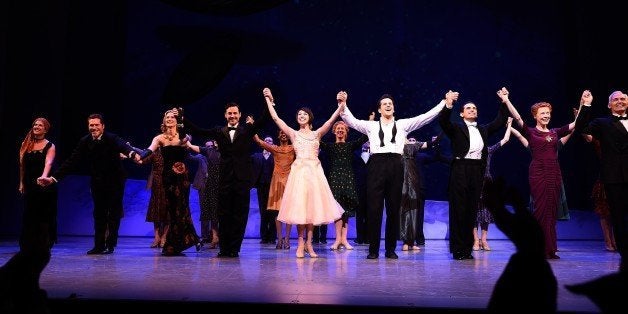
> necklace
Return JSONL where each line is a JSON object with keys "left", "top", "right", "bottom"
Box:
{"left": 163, "top": 132, "right": 178, "bottom": 141}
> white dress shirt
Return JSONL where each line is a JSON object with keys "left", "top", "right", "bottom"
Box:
{"left": 340, "top": 100, "right": 446, "bottom": 155}
{"left": 464, "top": 121, "right": 483, "bottom": 160}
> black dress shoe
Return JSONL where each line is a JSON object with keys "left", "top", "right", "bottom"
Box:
{"left": 228, "top": 252, "right": 239, "bottom": 258}
{"left": 453, "top": 252, "right": 465, "bottom": 260}
{"left": 547, "top": 254, "right": 560, "bottom": 259}
{"left": 366, "top": 253, "right": 379, "bottom": 259}
{"left": 217, "top": 251, "right": 228, "bottom": 258}
{"left": 464, "top": 254, "right": 474, "bottom": 260}
{"left": 86, "top": 247, "right": 106, "bottom": 255}
{"left": 385, "top": 251, "right": 398, "bottom": 259}
{"left": 103, "top": 247, "right": 114, "bottom": 254}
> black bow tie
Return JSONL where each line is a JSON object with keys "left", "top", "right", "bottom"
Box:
{"left": 227, "top": 126, "right": 237, "bottom": 131}
{"left": 613, "top": 115, "right": 628, "bottom": 121}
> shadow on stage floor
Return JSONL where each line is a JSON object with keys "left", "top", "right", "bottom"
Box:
{"left": 1, "top": 236, "right": 620, "bottom": 313}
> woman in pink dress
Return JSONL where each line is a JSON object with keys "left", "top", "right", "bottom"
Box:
{"left": 499, "top": 87, "right": 592, "bottom": 259}
{"left": 262, "top": 87, "right": 344, "bottom": 258}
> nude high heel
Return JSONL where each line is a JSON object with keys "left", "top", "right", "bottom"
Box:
{"left": 150, "top": 238, "right": 160, "bottom": 248}
{"left": 296, "top": 237, "right": 305, "bottom": 258}
{"left": 481, "top": 240, "right": 491, "bottom": 251}
{"left": 306, "top": 242, "right": 318, "bottom": 258}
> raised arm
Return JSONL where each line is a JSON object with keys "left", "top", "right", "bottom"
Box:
{"left": 509, "top": 124, "right": 529, "bottom": 148}
{"left": 569, "top": 90, "right": 593, "bottom": 132}
{"left": 315, "top": 103, "right": 343, "bottom": 136}
{"left": 338, "top": 91, "right": 370, "bottom": 135}
{"left": 406, "top": 90, "right": 457, "bottom": 132}
{"left": 499, "top": 117, "right": 513, "bottom": 146}
{"left": 497, "top": 87, "right": 524, "bottom": 128}
{"left": 253, "top": 134, "right": 275, "bottom": 152}
{"left": 263, "top": 87, "right": 294, "bottom": 137}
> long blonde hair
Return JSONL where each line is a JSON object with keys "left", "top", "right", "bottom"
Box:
{"left": 19, "top": 117, "right": 51, "bottom": 166}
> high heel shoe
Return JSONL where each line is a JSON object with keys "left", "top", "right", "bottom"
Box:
{"left": 276, "top": 238, "right": 284, "bottom": 250}
{"left": 306, "top": 243, "right": 318, "bottom": 258}
{"left": 283, "top": 238, "right": 290, "bottom": 250}
{"left": 481, "top": 240, "right": 491, "bottom": 251}
{"left": 341, "top": 242, "right": 354, "bottom": 250}
{"left": 159, "top": 238, "right": 167, "bottom": 248}
{"left": 402, "top": 244, "right": 409, "bottom": 251}
{"left": 329, "top": 241, "right": 341, "bottom": 250}
{"left": 472, "top": 239, "right": 480, "bottom": 251}
{"left": 150, "top": 238, "right": 160, "bottom": 248}
{"left": 195, "top": 242, "right": 203, "bottom": 252}
{"left": 296, "top": 238, "right": 305, "bottom": 258}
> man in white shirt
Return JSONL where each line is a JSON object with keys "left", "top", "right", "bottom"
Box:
{"left": 339, "top": 90, "right": 458, "bottom": 259}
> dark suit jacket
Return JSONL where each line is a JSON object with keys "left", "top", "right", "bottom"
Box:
{"left": 53, "top": 131, "right": 135, "bottom": 183}
{"left": 581, "top": 106, "right": 628, "bottom": 184}
{"left": 184, "top": 106, "right": 268, "bottom": 184}
{"left": 251, "top": 152, "right": 274, "bottom": 188}
{"left": 438, "top": 104, "right": 509, "bottom": 163}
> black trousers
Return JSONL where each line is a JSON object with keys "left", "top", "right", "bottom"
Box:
{"left": 366, "top": 153, "right": 403, "bottom": 255}
{"left": 218, "top": 178, "right": 251, "bottom": 254}
{"left": 415, "top": 189, "right": 426, "bottom": 245}
{"left": 256, "top": 183, "right": 276, "bottom": 242}
{"left": 90, "top": 178, "right": 125, "bottom": 249}
{"left": 605, "top": 182, "right": 628, "bottom": 263}
{"left": 447, "top": 159, "right": 484, "bottom": 255}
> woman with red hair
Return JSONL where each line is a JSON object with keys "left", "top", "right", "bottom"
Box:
{"left": 499, "top": 87, "right": 592, "bottom": 259}
{"left": 18, "top": 117, "right": 57, "bottom": 251}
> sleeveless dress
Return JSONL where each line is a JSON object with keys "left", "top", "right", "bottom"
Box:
{"left": 160, "top": 145, "right": 200, "bottom": 255}
{"left": 21, "top": 141, "right": 58, "bottom": 249}
{"left": 277, "top": 130, "right": 344, "bottom": 225}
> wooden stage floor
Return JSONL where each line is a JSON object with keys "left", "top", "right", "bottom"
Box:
{"left": 0, "top": 236, "right": 620, "bottom": 313}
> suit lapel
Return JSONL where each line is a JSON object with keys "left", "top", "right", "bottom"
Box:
{"left": 460, "top": 123, "right": 470, "bottom": 140}
{"left": 611, "top": 119, "right": 628, "bottom": 136}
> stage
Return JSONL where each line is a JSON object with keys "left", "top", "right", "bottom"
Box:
{"left": 0, "top": 236, "right": 619, "bottom": 313}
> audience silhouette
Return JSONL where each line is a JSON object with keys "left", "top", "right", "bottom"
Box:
{"left": 482, "top": 177, "right": 557, "bottom": 313}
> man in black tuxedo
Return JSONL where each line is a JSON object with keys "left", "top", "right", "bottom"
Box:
{"left": 251, "top": 135, "right": 275, "bottom": 244}
{"left": 181, "top": 102, "right": 268, "bottom": 258}
{"left": 439, "top": 91, "right": 508, "bottom": 260}
{"left": 581, "top": 90, "right": 628, "bottom": 271}
{"left": 38, "top": 114, "right": 140, "bottom": 255}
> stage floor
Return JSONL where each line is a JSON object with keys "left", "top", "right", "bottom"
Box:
{"left": 0, "top": 236, "right": 620, "bottom": 313}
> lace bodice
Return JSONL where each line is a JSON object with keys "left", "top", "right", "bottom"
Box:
{"left": 292, "top": 130, "right": 320, "bottom": 160}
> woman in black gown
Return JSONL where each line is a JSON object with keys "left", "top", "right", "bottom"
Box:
{"left": 18, "top": 117, "right": 57, "bottom": 251}
{"left": 143, "top": 110, "right": 201, "bottom": 256}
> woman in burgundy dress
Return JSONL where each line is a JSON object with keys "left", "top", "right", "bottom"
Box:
{"left": 498, "top": 87, "right": 592, "bottom": 259}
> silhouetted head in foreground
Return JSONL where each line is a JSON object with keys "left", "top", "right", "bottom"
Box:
{"left": 483, "top": 177, "right": 557, "bottom": 313}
